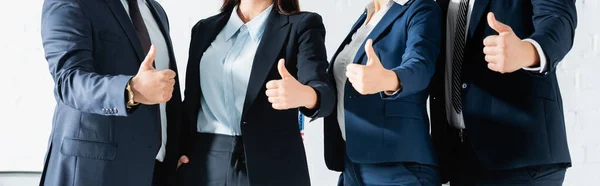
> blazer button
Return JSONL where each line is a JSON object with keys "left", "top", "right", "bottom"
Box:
{"left": 242, "top": 121, "right": 248, "bottom": 125}
{"left": 462, "top": 83, "right": 468, "bottom": 89}
{"left": 349, "top": 96, "right": 354, "bottom": 99}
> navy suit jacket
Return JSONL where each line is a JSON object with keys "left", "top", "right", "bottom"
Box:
{"left": 40, "top": 0, "right": 182, "bottom": 185}
{"left": 323, "top": 0, "right": 441, "bottom": 171}
{"left": 430, "top": 0, "right": 577, "bottom": 182}
{"left": 181, "top": 8, "right": 335, "bottom": 186}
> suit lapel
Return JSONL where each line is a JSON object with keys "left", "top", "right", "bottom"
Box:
{"left": 467, "top": 0, "right": 491, "bottom": 38}
{"left": 353, "top": 3, "right": 410, "bottom": 64}
{"left": 194, "top": 11, "right": 231, "bottom": 99}
{"left": 199, "top": 12, "right": 232, "bottom": 60}
{"left": 104, "top": 0, "right": 145, "bottom": 62}
{"left": 146, "top": 0, "right": 177, "bottom": 70}
{"left": 242, "top": 10, "right": 290, "bottom": 115}
{"left": 437, "top": 0, "right": 450, "bottom": 18}
{"left": 328, "top": 13, "right": 367, "bottom": 72}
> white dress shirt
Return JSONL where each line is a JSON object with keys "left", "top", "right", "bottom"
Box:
{"left": 197, "top": 5, "right": 273, "bottom": 136}
{"left": 444, "top": 0, "right": 548, "bottom": 129}
{"left": 333, "top": 0, "right": 408, "bottom": 140}
{"left": 120, "top": 0, "right": 170, "bottom": 162}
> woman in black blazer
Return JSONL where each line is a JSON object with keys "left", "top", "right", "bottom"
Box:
{"left": 176, "top": 0, "right": 335, "bottom": 185}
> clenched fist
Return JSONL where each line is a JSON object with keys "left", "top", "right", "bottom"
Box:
{"left": 346, "top": 39, "right": 400, "bottom": 95}
{"left": 130, "top": 45, "right": 176, "bottom": 105}
{"left": 265, "top": 59, "right": 317, "bottom": 110}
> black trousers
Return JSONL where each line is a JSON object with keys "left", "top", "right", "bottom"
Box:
{"left": 450, "top": 129, "right": 568, "bottom": 186}
{"left": 177, "top": 133, "right": 248, "bottom": 186}
{"left": 153, "top": 160, "right": 166, "bottom": 186}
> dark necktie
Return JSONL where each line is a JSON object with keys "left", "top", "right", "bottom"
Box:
{"left": 127, "top": 0, "right": 152, "bottom": 54}
{"left": 451, "top": 0, "right": 470, "bottom": 113}
{"left": 127, "top": 0, "right": 161, "bottom": 150}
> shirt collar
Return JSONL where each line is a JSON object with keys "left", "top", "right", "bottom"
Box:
{"left": 223, "top": 4, "right": 274, "bottom": 43}
{"left": 366, "top": 0, "right": 409, "bottom": 16}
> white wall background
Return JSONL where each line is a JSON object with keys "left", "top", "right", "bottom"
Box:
{"left": 0, "top": 0, "right": 598, "bottom": 185}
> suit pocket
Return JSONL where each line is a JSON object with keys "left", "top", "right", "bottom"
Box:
{"left": 60, "top": 137, "right": 117, "bottom": 161}
{"left": 531, "top": 79, "right": 556, "bottom": 101}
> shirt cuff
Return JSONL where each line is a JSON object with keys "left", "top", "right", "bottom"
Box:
{"left": 522, "top": 39, "right": 547, "bottom": 73}
{"left": 383, "top": 88, "right": 402, "bottom": 96}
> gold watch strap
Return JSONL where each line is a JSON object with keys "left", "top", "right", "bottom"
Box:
{"left": 126, "top": 81, "right": 139, "bottom": 108}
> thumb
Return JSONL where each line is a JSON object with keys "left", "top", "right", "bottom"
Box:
{"left": 364, "top": 39, "right": 381, "bottom": 66}
{"left": 487, "top": 13, "right": 511, "bottom": 34}
{"left": 139, "top": 45, "right": 157, "bottom": 72}
{"left": 277, "top": 59, "right": 293, "bottom": 79}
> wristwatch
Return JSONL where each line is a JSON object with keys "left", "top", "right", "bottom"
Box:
{"left": 126, "top": 81, "right": 139, "bottom": 109}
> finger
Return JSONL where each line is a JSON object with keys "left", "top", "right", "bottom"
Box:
{"left": 487, "top": 62, "right": 500, "bottom": 72}
{"left": 346, "top": 64, "right": 362, "bottom": 74}
{"left": 348, "top": 76, "right": 363, "bottom": 84}
{"left": 345, "top": 70, "right": 356, "bottom": 80}
{"left": 271, "top": 103, "right": 288, "bottom": 110}
{"left": 162, "top": 93, "right": 173, "bottom": 103}
{"left": 487, "top": 13, "right": 512, "bottom": 34}
{"left": 266, "top": 80, "right": 280, "bottom": 89}
{"left": 351, "top": 83, "right": 364, "bottom": 94}
{"left": 364, "top": 39, "right": 381, "bottom": 66}
{"left": 167, "top": 79, "right": 176, "bottom": 87}
{"left": 268, "top": 97, "right": 280, "bottom": 104}
{"left": 177, "top": 155, "right": 189, "bottom": 169}
{"left": 179, "top": 156, "right": 189, "bottom": 164}
{"left": 161, "top": 69, "right": 176, "bottom": 79}
{"left": 483, "top": 46, "right": 501, "bottom": 55}
{"left": 277, "top": 59, "right": 293, "bottom": 80}
{"left": 265, "top": 89, "right": 279, "bottom": 97}
{"left": 483, "top": 35, "right": 499, "bottom": 46}
{"left": 140, "top": 45, "right": 157, "bottom": 71}
{"left": 484, "top": 54, "right": 501, "bottom": 64}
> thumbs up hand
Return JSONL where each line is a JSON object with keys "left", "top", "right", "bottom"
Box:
{"left": 130, "top": 45, "right": 176, "bottom": 105}
{"left": 266, "top": 59, "right": 317, "bottom": 110}
{"left": 346, "top": 39, "right": 400, "bottom": 95}
{"left": 483, "top": 13, "right": 540, "bottom": 74}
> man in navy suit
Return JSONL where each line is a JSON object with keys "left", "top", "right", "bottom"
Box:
{"left": 40, "top": 0, "right": 182, "bottom": 185}
{"left": 430, "top": 0, "right": 577, "bottom": 185}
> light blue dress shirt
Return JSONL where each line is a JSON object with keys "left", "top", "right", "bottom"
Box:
{"left": 120, "top": 0, "right": 169, "bottom": 162}
{"left": 197, "top": 5, "right": 273, "bottom": 136}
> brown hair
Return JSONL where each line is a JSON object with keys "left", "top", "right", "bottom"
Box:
{"left": 221, "top": 0, "right": 300, "bottom": 15}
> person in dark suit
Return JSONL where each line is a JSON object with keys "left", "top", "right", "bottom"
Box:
{"left": 430, "top": 0, "right": 577, "bottom": 185}
{"left": 40, "top": 0, "right": 182, "bottom": 185}
{"left": 176, "top": 0, "right": 334, "bottom": 185}
{"left": 323, "top": 0, "right": 441, "bottom": 185}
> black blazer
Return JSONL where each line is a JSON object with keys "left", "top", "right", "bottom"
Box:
{"left": 180, "top": 8, "right": 335, "bottom": 186}
{"left": 430, "top": 0, "right": 576, "bottom": 182}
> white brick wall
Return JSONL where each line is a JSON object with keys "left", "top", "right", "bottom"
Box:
{"left": 558, "top": 0, "right": 600, "bottom": 185}
{"left": 0, "top": 0, "right": 598, "bottom": 185}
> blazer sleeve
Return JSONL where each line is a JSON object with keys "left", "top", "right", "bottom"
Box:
{"left": 383, "top": 2, "right": 442, "bottom": 100}
{"left": 528, "top": 0, "right": 577, "bottom": 74}
{"left": 41, "top": 0, "right": 132, "bottom": 116}
{"left": 295, "top": 13, "right": 336, "bottom": 119}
